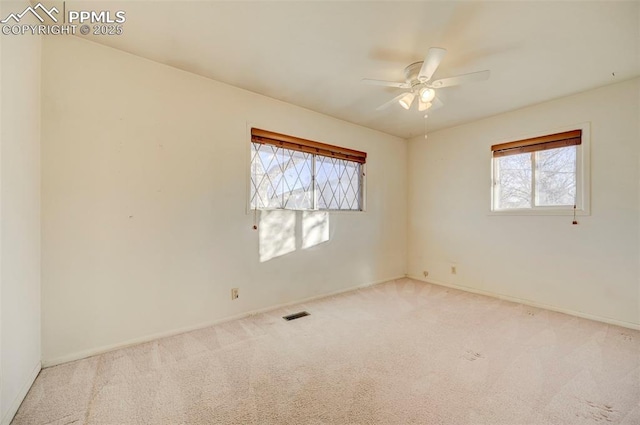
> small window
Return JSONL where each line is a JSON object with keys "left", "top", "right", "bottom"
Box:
{"left": 250, "top": 128, "right": 366, "bottom": 211}
{"left": 491, "top": 129, "right": 584, "bottom": 212}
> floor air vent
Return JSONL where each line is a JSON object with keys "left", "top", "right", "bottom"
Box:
{"left": 283, "top": 311, "right": 310, "bottom": 321}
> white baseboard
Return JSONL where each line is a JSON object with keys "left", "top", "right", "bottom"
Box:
{"left": 1, "top": 362, "right": 41, "bottom": 425}
{"left": 408, "top": 275, "right": 640, "bottom": 331}
{"left": 43, "top": 275, "right": 405, "bottom": 368}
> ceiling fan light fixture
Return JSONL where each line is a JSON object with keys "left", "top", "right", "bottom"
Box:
{"left": 399, "top": 93, "right": 415, "bottom": 110}
{"left": 419, "top": 88, "right": 436, "bottom": 102}
{"left": 418, "top": 100, "right": 433, "bottom": 111}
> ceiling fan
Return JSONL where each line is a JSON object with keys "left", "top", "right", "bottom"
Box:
{"left": 363, "top": 47, "right": 490, "bottom": 112}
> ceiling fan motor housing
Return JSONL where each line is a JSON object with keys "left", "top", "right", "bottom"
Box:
{"left": 404, "top": 62, "right": 425, "bottom": 86}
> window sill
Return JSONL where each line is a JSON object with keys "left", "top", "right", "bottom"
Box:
{"left": 488, "top": 207, "right": 590, "bottom": 217}
{"left": 246, "top": 207, "right": 366, "bottom": 215}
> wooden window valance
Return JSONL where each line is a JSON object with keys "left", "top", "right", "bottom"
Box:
{"left": 251, "top": 128, "right": 367, "bottom": 164}
{"left": 491, "top": 129, "right": 582, "bottom": 158}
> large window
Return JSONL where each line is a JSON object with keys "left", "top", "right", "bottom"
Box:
{"left": 250, "top": 128, "right": 366, "bottom": 211}
{"left": 491, "top": 129, "right": 585, "bottom": 212}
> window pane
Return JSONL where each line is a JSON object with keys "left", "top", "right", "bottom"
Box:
{"left": 495, "top": 152, "right": 532, "bottom": 209}
{"left": 535, "top": 146, "right": 576, "bottom": 206}
{"left": 250, "top": 142, "right": 313, "bottom": 209}
{"left": 316, "top": 156, "right": 362, "bottom": 210}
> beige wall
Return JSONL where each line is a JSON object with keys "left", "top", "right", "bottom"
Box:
{"left": 41, "top": 36, "right": 408, "bottom": 365}
{"left": 408, "top": 78, "right": 640, "bottom": 327}
{"left": 0, "top": 2, "right": 42, "bottom": 423}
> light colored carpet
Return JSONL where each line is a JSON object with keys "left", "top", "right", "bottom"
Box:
{"left": 13, "top": 278, "right": 640, "bottom": 424}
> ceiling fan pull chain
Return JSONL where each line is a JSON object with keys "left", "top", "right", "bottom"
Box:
{"left": 424, "top": 114, "right": 429, "bottom": 139}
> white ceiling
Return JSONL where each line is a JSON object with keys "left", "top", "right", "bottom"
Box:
{"left": 67, "top": 1, "right": 639, "bottom": 139}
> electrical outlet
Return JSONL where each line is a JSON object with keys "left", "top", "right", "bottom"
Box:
{"left": 231, "top": 288, "right": 239, "bottom": 300}
{"left": 451, "top": 266, "right": 457, "bottom": 275}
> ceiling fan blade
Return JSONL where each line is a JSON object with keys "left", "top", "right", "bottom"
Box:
{"left": 362, "top": 78, "right": 410, "bottom": 89}
{"left": 430, "top": 70, "right": 490, "bottom": 88}
{"left": 418, "top": 47, "right": 447, "bottom": 81}
{"left": 376, "top": 93, "right": 409, "bottom": 111}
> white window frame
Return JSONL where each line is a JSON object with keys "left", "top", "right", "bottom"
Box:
{"left": 245, "top": 124, "right": 367, "bottom": 214}
{"left": 489, "top": 123, "right": 590, "bottom": 216}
